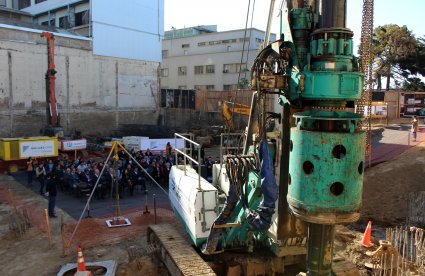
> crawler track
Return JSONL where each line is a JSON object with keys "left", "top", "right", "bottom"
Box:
{"left": 147, "top": 224, "right": 216, "bottom": 276}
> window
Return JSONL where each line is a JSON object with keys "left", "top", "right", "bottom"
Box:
{"left": 0, "top": 0, "right": 6, "bottom": 7}
{"left": 178, "top": 66, "right": 187, "bottom": 76}
{"left": 59, "top": 16, "right": 69, "bottom": 28}
{"left": 198, "top": 42, "right": 206, "bottom": 46}
{"left": 35, "top": 0, "right": 47, "bottom": 3}
{"left": 18, "top": 0, "right": 30, "bottom": 9}
{"left": 182, "top": 44, "right": 190, "bottom": 48}
{"left": 194, "top": 85, "right": 206, "bottom": 90}
{"left": 162, "top": 50, "right": 168, "bottom": 59}
{"left": 206, "top": 65, "right": 215, "bottom": 74}
{"left": 194, "top": 66, "right": 204, "bottom": 75}
{"left": 75, "top": 10, "right": 89, "bottom": 26}
{"left": 206, "top": 85, "right": 215, "bottom": 91}
{"left": 161, "top": 68, "right": 169, "bottom": 77}
{"left": 223, "top": 63, "right": 247, "bottom": 74}
{"left": 41, "top": 19, "right": 55, "bottom": 27}
{"left": 223, "top": 84, "right": 237, "bottom": 91}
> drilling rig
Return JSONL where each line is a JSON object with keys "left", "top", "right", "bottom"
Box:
{"left": 41, "top": 32, "right": 64, "bottom": 137}
{"left": 149, "top": 0, "right": 372, "bottom": 275}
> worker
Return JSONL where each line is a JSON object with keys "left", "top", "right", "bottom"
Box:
{"left": 26, "top": 157, "right": 34, "bottom": 186}
{"left": 166, "top": 142, "right": 172, "bottom": 158}
{"left": 46, "top": 173, "right": 57, "bottom": 218}
{"left": 36, "top": 162, "right": 46, "bottom": 195}
{"left": 412, "top": 115, "right": 419, "bottom": 142}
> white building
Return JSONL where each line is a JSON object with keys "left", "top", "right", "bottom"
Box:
{"left": 161, "top": 26, "right": 276, "bottom": 91}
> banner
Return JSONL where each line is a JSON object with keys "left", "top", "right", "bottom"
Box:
{"left": 140, "top": 139, "right": 184, "bottom": 152}
{"left": 123, "top": 136, "right": 149, "bottom": 151}
{"left": 59, "top": 139, "right": 87, "bottom": 151}
{"left": 20, "top": 140, "right": 56, "bottom": 158}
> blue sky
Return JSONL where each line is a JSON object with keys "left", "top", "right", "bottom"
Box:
{"left": 165, "top": 0, "right": 424, "bottom": 51}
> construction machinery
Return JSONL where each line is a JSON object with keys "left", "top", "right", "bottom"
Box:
{"left": 41, "top": 32, "right": 64, "bottom": 137}
{"left": 222, "top": 100, "right": 251, "bottom": 130}
{"left": 149, "top": 0, "right": 373, "bottom": 274}
{"left": 40, "top": 32, "right": 88, "bottom": 153}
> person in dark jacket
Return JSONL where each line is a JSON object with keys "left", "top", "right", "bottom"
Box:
{"left": 46, "top": 173, "right": 57, "bottom": 218}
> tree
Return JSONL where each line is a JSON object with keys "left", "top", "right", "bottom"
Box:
{"left": 402, "top": 77, "right": 425, "bottom": 91}
{"left": 237, "top": 67, "right": 250, "bottom": 89}
{"left": 398, "top": 36, "right": 425, "bottom": 77}
{"left": 372, "top": 24, "right": 418, "bottom": 90}
{"left": 238, "top": 78, "right": 249, "bottom": 89}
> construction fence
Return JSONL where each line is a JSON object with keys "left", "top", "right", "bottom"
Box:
{"left": 160, "top": 89, "right": 275, "bottom": 113}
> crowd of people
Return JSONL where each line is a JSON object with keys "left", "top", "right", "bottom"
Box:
{"left": 25, "top": 146, "right": 217, "bottom": 217}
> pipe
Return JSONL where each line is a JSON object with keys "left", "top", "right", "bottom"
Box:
{"left": 263, "top": 0, "right": 276, "bottom": 48}
{"left": 307, "top": 223, "right": 335, "bottom": 276}
{"left": 319, "top": 0, "right": 346, "bottom": 28}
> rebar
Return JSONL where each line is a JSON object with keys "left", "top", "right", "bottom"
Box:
{"left": 376, "top": 226, "right": 425, "bottom": 275}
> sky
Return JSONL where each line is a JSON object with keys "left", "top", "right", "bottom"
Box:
{"left": 164, "top": 0, "right": 424, "bottom": 51}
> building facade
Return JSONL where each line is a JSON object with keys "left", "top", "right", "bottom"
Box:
{"left": 0, "top": 0, "right": 164, "bottom": 137}
{"left": 161, "top": 26, "right": 276, "bottom": 91}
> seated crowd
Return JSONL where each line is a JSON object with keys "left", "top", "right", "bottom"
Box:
{"left": 31, "top": 148, "right": 216, "bottom": 200}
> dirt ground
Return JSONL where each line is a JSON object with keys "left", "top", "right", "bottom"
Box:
{"left": 0, "top": 141, "right": 424, "bottom": 275}
{"left": 362, "top": 142, "right": 425, "bottom": 225}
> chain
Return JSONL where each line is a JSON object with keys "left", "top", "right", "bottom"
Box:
{"left": 357, "top": 0, "right": 374, "bottom": 154}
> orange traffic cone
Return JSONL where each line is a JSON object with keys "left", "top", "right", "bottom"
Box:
{"left": 75, "top": 247, "right": 92, "bottom": 276}
{"left": 361, "top": 221, "right": 373, "bottom": 248}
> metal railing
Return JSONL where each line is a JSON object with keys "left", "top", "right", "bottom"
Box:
{"left": 174, "top": 133, "right": 201, "bottom": 189}
{"left": 174, "top": 133, "right": 216, "bottom": 232}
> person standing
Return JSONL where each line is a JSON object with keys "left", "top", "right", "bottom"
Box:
{"left": 36, "top": 163, "right": 46, "bottom": 195}
{"left": 46, "top": 173, "right": 57, "bottom": 218}
{"left": 412, "top": 115, "right": 419, "bottom": 142}
{"left": 26, "top": 157, "right": 34, "bottom": 186}
{"left": 166, "top": 142, "right": 172, "bottom": 158}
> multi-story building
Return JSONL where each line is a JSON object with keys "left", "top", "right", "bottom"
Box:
{"left": 161, "top": 26, "right": 276, "bottom": 91}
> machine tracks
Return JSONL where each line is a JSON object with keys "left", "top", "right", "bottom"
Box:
{"left": 147, "top": 224, "right": 216, "bottom": 276}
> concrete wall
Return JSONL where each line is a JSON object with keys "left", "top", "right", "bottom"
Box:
{"left": 0, "top": 27, "right": 160, "bottom": 138}
{"left": 384, "top": 91, "right": 400, "bottom": 119}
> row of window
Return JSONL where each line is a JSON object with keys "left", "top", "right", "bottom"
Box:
{"left": 161, "top": 64, "right": 247, "bottom": 77}
{"left": 163, "top": 46, "right": 232, "bottom": 58}
{"left": 171, "top": 85, "right": 238, "bottom": 91}
{"left": 162, "top": 37, "right": 259, "bottom": 59}
{"left": 198, "top": 37, "right": 249, "bottom": 47}
{"left": 18, "top": 0, "right": 46, "bottom": 9}
{"left": 40, "top": 10, "right": 89, "bottom": 28}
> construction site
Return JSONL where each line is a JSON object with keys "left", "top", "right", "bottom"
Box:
{"left": 0, "top": 0, "right": 425, "bottom": 275}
